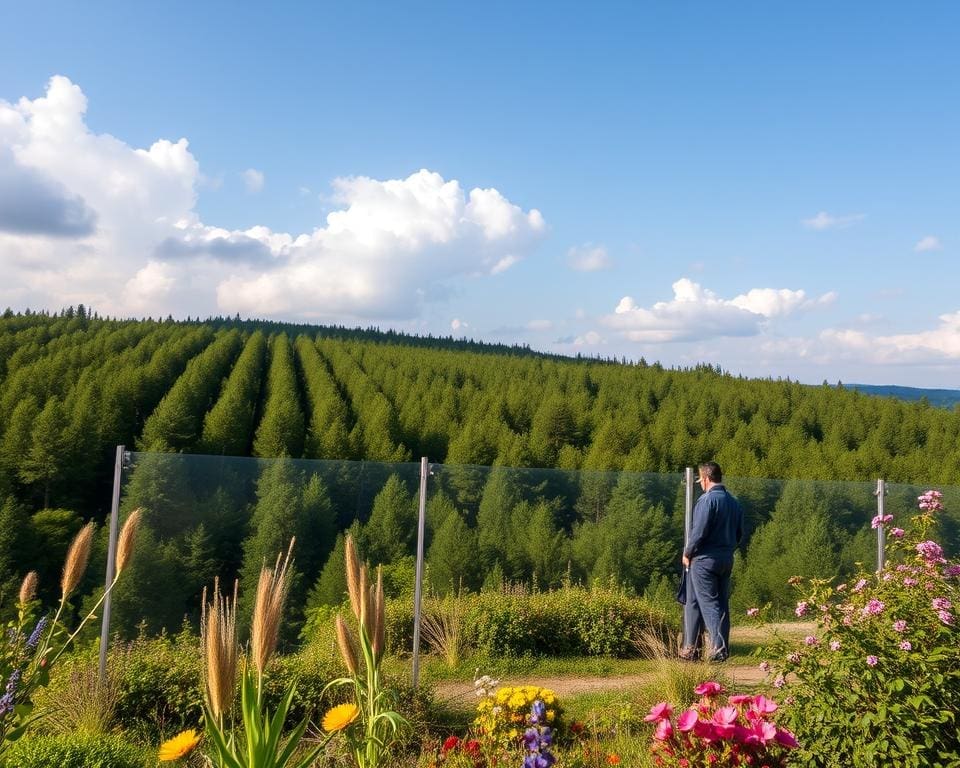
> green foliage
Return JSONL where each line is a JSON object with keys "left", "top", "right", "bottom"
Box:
{"left": 387, "top": 587, "right": 677, "bottom": 658}
{"left": 0, "top": 732, "right": 147, "bottom": 768}
{"left": 253, "top": 333, "right": 306, "bottom": 459}
{"left": 762, "top": 491, "right": 960, "bottom": 767}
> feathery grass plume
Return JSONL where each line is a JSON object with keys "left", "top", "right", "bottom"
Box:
{"left": 114, "top": 508, "right": 142, "bottom": 575}
{"left": 202, "top": 577, "right": 238, "bottom": 721}
{"left": 345, "top": 533, "right": 363, "bottom": 621}
{"left": 61, "top": 521, "right": 95, "bottom": 599}
{"left": 335, "top": 613, "right": 359, "bottom": 675}
{"left": 18, "top": 570, "right": 38, "bottom": 606}
{"left": 359, "top": 561, "right": 371, "bottom": 638}
{"left": 250, "top": 538, "right": 295, "bottom": 676}
{"left": 372, "top": 566, "right": 385, "bottom": 659}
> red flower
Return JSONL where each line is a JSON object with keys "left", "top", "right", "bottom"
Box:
{"left": 442, "top": 736, "right": 460, "bottom": 753}
{"left": 606, "top": 755, "right": 621, "bottom": 765}
{"left": 464, "top": 739, "right": 481, "bottom": 755}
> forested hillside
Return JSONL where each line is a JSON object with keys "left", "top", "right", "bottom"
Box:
{"left": 1, "top": 307, "right": 958, "bottom": 634}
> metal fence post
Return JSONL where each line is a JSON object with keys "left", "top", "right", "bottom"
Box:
{"left": 99, "top": 445, "right": 127, "bottom": 681}
{"left": 875, "top": 478, "right": 887, "bottom": 573}
{"left": 411, "top": 457, "right": 429, "bottom": 689}
{"left": 682, "top": 467, "right": 694, "bottom": 645}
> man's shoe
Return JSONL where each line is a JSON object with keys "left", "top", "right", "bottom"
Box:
{"left": 707, "top": 651, "right": 728, "bottom": 663}
{"left": 678, "top": 647, "right": 700, "bottom": 662}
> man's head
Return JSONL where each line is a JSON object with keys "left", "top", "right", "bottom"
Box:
{"left": 698, "top": 461, "right": 723, "bottom": 487}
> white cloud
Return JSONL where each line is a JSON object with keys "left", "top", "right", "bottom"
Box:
{"left": 451, "top": 318, "right": 468, "bottom": 331}
{"left": 802, "top": 211, "right": 866, "bottom": 230}
{"left": 0, "top": 77, "right": 546, "bottom": 321}
{"left": 602, "top": 278, "right": 833, "bottom": 343}
{"left": 527, "top": 318, "right": 553, "bottom": 331}
{"left": 914, "top": 235, "right": 942, "bottom": 252}
{"left": 574, "top": 330, "right": 604, "bottom": 346}
{"left": 823, "top": 310, "right": 960, "bottom": 362}
{"left": 567, "top": 243, "right": 610, "bottom": 271}
{"left": 242, "top": 169, "right": 264, "bottom": 193}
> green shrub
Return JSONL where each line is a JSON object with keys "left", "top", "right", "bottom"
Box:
{"left": 384, "top": 586, "right": 677, "bottom": 658}
{"left": 762, "top": 490, "right": 960, "bottom": 767}
{"left": 0, "top": 732, "right": 148, "bottom": 768}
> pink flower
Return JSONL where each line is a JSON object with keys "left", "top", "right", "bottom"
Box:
{"left": 787, "top": 652, "right": 801, "bottom": 664}
{"left": 893, "top": 619, "right": 907, "bottom": 632}
{"left": 852, "top": 579, "right": 868, "bottom": 593}
{"left": 775, "top": 728, "right": 800, "bottom": 749}
{"left": 866, "top": 655, "right": 879, "bottom": 667}
{"left": 751, "top": 695, "right": 778, "bottom": 715}
{"left": 890, "top": 528, "right": 905, "bottom": 538}
{"left": 759, "top": 661, "right": 770, "bottom": 673}
{"left": 694, "top": 681, "right": 724, "bottom": 697}
{"left": 932, "top": 597, "right": 953, "bottom": 611}
{"left": 829, "top": 640, "right": 841, "bottom": 651}
{"left": 938, "top": 609, "right": 954, "bottom": 626}
{"left": 644, "top": 701, "right": 673, "bottom": 722}
{"left": 944, "top": 565, "right": 960, "bottom": 578}
{"left": 918, "top": 490, "right": 943, "bottom": 512}
{"left": 862, "top": 599, "right": 885, "bottom": 616}
{"left": 746, "top": 607, "right": 759, "bottom": 617}
{"left": 654, "top": 717, "right": 673, "bottom": 741}
{"left": 677, "top": 709, "right": 699, "bottom": 732}
{"left": 903, "top": 577, "right": 918, "bottom": 587}
{"left": 728, "top": 694, "right": 752, "bottom": 705}
{"left": 712, "top": 706, "right": 739, "bottom": 726}
{"left": 795, "top": 601, "right": 810, "bottom": 617}
{"left": 899, "top": 640, "right": 912, "bottom": 651}
{"left": 871, "top": 513, "right": 893, "bottom": 529}
{"left": 752, "top": 719, "right": 778, "bottom": 745}
{"left": 773, "top": 674, "right": 785, "bottom": 689}
{"left": 916, "top": 540, "right": 946, "bottom": 564}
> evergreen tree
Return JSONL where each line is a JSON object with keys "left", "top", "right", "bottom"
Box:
{"left": 364, "top": 474, "right": 416, "bottom": 563}
{"left": 252, "top": 334, "right": 306, "bottom": 458}
{"left": 427, "top": 510, "right": 479, "bottom": 593}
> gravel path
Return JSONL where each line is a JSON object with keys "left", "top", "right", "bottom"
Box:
{"left": 432, "top": 663, "right": 766, "bottom": 705}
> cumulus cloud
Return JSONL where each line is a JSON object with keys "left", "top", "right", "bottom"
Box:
{"left": 914, "top": 235, "right": 942, "bottom": 252}
{"left": 802, "top": 211, "right": 866, "bottom": 230}
{"left": 567, "top": 243, "right": 610, "bottom": 271}
{"left": 602, "top": 278, "right": 834, "bottom": 343}
{"left": 822, "top": 311, "right": 960, "bottom": 362}
{"left": 242, "top": 168, "right": 264, "bottom": 193}
{"left": 0, "top": 76, "right": 546, "bottom": 321}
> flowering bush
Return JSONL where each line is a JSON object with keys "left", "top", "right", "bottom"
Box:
{"left": 644, "top": 681, "right": 798, "bottom": 767}
{"left": 474, "top": 684, "right": 561, "bottom": 758}
{"left": 763, "top": 489, "right": 960, "bottom": 767}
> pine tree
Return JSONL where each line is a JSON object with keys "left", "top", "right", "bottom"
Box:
{"left": 427, "top": 510, "right": 479, "bottom": 593}
{"left": 364, "top": 474, "right": 416, "bottom": 563}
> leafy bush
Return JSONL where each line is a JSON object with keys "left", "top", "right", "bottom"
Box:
{"left": 0, "top": 732, "right": 148, "bottom": 768}
{"left": 761, "top": 489, "right": 960, "bottom": 767}
{"left": 385, "top": 586, "right": 676, "bottom": 658}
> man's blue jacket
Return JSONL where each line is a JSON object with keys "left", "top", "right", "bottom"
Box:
{"left": 684, "top": 484, "right": 743, "bottom": 560}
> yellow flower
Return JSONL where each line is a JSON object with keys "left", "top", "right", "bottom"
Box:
{"left": 158, "top": 729, "right": 200, "bottom": 761}
{"left": 546, "top": 709, "right": 555, "bottom": 722}
{"left": 322, "top": 702, "right": 360, "bottom": 732}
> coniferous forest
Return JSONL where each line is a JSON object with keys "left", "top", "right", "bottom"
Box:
{"left": 1, "top": 307, "right": 958, "bottom": 635}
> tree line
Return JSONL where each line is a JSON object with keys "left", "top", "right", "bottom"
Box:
{"left": 0, "top": 309, "right": 958, "bottom": 634}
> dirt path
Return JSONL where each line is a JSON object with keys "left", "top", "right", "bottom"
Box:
{"left": 433, "top": 663, "right": 766, "bottom": 705}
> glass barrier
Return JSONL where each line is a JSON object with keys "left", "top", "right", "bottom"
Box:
{"left": 97, "top": 452, "right": 960, "bottom": 639}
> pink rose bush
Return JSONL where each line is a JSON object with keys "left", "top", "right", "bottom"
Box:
{"left": 644, "top": 681, "right": 798, "bottom": 767}
{"left": 760, "top": 488, "right": 960, "bottom": 767}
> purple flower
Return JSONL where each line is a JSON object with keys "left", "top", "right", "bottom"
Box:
{"left": 899, "top": 641, "right": 912, "bottom": 651}
{"left": 862, "top": 599, "right": 885, "bottom": 616}
{"left": 773, "top": 674, "right": 785, "bottom": 689}
{"left": 530, "top": 699, "right": 546, "bottom": 723}
{"left": 26, "top": 615, "right": 48, "bottom": 651}
{"left": 944, "top": 565, "right": 960, "bottom": 579}
{"left": 787, "top": 652, "right": 801, "bottom": 664}
{"left": 852, "top": 579, "right": 868, "bottom": 593}
{"left": 932, "top": 598, "right": 953, "bottom": 611}
{"left": 871, "top": 513, "right": 893, "bottom": 529}
{"left": 918, "top": 490, "right": 943, "bottom": 512}
{"left": 803, "top": 636, "right": 818, "bottom": 646}
{"left": 893, "top": 620, "right": 907, "bottom": 633}
{"left": 938, "top": 610, "right": 954, "bottom": 626}
{"left": 795, "top": 601, "right": 810, "bottom": 617}
{"left": 903, "top": 577, "right": 918, "bottom": 587}
{"left": 916, "top": 541, "right": 946, "bottom": 564}
{"left": 866, "top": 655, "right": 879, "bottom": 667}
{"left": 890, "top": 528, "right": 905, "bottom": 538}
{"left": 829, "top": 640, "right": 841, "bottom": 651}
{"left": 523, "top": 728, "right": 540, "bottom": 751}
{"left": 759, "top": 661, "right": 771, "bottom": 672}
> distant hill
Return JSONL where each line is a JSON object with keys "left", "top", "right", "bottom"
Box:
{"left": 846, "top": 383, "right": 960, "bottom": 409}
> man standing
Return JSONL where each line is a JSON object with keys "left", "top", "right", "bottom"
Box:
{"left": 680, "top": 461, "right": 743, "bottom": 662}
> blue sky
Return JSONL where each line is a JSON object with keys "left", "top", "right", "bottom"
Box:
{"left": 1, "top": 1, "right": 957, "bottom": 386}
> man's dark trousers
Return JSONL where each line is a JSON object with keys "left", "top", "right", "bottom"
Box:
{"left": 683, "top": 555, "right": 733, "bottom": 659}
